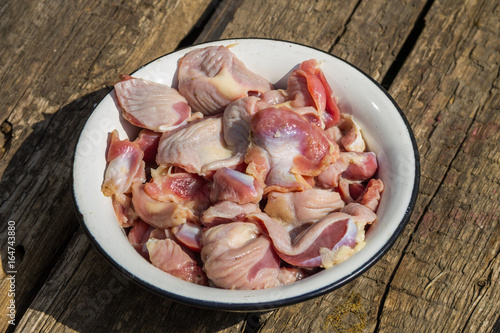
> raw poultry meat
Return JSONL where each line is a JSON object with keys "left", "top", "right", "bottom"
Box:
{"left": 249, "top": 212, "right": 359, "bottom": 267}
{"left": 201, "top": 222, "right": 299, "bottom": 289}
{"left": 246, "top": 107, "right": 337, "bottom": 193}
{"left": 114, "top": 75, "right": 197, "bottom": 132}
{"left": 210, "top": 167, "right": 263, "bottom": 204}
{"left": 131, "top": 182, "right": 195, "bottom": 229}
{"left": 156, "top": 116, "right": 241, "bottom": 175}
{"left": 144, "top": 166, "right": 211, "bottom": 215}
{"left": 101, "top": 130, "right": 145, "bottom": 197}
{"left": 264, "top": 188, "right": 345, "bottom": 228}
{"left": 101, "top": 46, "right": 385, "bottom": 289}
{"left": 147, "top": 238, "right": 208, "bottom": 285}
{"left": 178, "top": 45, "right": 273, "bottom": 115}
{"left": 201, "top": 201, "right": 261, "bottom": 226}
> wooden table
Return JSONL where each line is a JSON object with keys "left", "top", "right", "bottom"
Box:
{"left": 1, "top": 0, "right": 499, "bottom": 332}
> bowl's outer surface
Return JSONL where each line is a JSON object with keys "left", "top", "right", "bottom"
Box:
{"left": 73, "top": 38, "right": 420, "bottom": 311}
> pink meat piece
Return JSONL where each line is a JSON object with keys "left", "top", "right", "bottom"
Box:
{"left": 324, "top": 125, "right": 343, "bottom": 143}
{"left": 316, "top": 152, "right": 378, "bottom": 189}
{"left": 299, "top": 59, "right": 341, "bottom": 127}
{"left": 356, "top": 179, "right": 384, "bottom": 212}
{"left": 171, "top": 222, "right": 203, "bottom": 252}
{"left": 319, "top": 203, "right": 377, "bottom": 267}
{"left": 156, "top": 116, "right": 241, "bottom": 176}
{"left": 112, "top": 193, "right": 139, "bottom": 227}
{"left": 249, "top": 212, "right": 358, "bottom": 268}
{"left": 114, "top": 75, "right": 194, "bottom": 132}
{"left": 201, "top": 201, "right": 261, "bottom": 227}
{"left": 337, "top": 114, "right": 366, "bottom": 152}
{"left": 256, "top": 89, "right": 288, "bottom": 108}
{"left": 316, "top": 155, "right": 350, "bottom": 189}
{"left": 222, "top": 96, "right": 260, "bottom": 151}
{"left": 147, "top": 238, "right": 208, "bottom": 285}
{"left": 341, "top": 203, "right": 377, "bottom": 225}
{"left": 246, "top": 107, "right": 337, "bottom": 193}
{"left": 178, "top": 46, "right": 273, "bottom": 115}
{"left": 341, "top": 152, "right": 378, "bottom": 181}
{"left": 134, "top": 129, "right": 161, "bottom": 165}
{"left": 339, "top": 178, "right": 356, "bottom": 204}
{"left": 102, "top": 130, "right": 144, "bottom": 197}
{"left": 144, "top": 167, "right": 211, "bottom": 215}
{"left": 201, "top": 222, "right": 298, "bottom": 289}
{"left": 287, "top": 66, "right": 326, "bottom": 114}
{"left": 264, "top": 188, "right": 345, "bottom": 228}
{"left": 127, "top": 219, "right": 153, "bottom": 259}
{"left": 210, "top": 167, "right": 263, "bottom": 204}
{"left": 131, "top": 183, "right": 195, "bottom": 229}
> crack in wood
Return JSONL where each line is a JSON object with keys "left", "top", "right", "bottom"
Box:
{"left": 374, "top": 89, "right": 482, "bottom": 331}
{"left": 380, "top": 0, "right": 435, "bottom": 90}
{"left": 329, "top": 0, "right": 363, "bottom": 54}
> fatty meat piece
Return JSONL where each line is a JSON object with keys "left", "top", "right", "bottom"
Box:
{"left": 356, "top": 178, "right": 384, "bottom": 212}
{"left": 319, "top": 203, "right": 377, "bottom": 267}
{"left": 201, "top": 201, "right": 261, "bottom": 227}
{"left": 134, "top": 129, "right": 161, "bottom": 165}
{"left": 222, "top": 96, "right": 260, "bottom": 151}
{"left": 171, "top": 222, "right": 203, "bottom": 252}
{"left": 178, "top": 46, "right": 273, "bottom": 115}
{"left": 112, "top": 193, "right": 139, "bottom": 227}
{"left": 264, "top": 188, "right": 345, "bottom": 228}
{"left": 156, "top": 116, "right": 241, "bottom": 176}
{"left": 131, "top": 182, "right": 195, "bottom": 229}
{"left": 144, "top": 166, "right": 211, "bottom": 215}
{"left": 246, "top": 107, "right": 338, "bottom": 193}
{"left": 287, "top": 65, "right": 326, "bottom": 113}
{"left": 316, "top": 151, "right": 378, "bottom": 189}
{"left": 114, "top": 75, "right": 195, "bottom": 132}
{"left": 147, "top": 238, "right": 208, "bottom": 285}
{"left": 101, "top": 130, "right": 144, "bottom": 197}
{"left": 299, "top": 59, "right": 341, "bottom": 127}
{"left": 201, "top": 222, "right": 298, "bottom": 289}
{"left": 337, "top": 114, "right": 366, "bottom": 152}
{"left": 249, "top": 212, "right": 359, "bottom": 268}
{"left": 210, "top": 167, "right": 263, "bottom": 204}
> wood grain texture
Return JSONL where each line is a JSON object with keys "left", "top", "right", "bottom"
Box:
{"left": 0, "top": 0, "right": 213, "bottom": 332}
{"left": 378, "top": 0, "right": 500, "bottom": 330}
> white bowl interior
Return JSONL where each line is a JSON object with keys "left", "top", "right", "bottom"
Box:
{"left": 73, "top": 39, "right": 418, "bottom": 309}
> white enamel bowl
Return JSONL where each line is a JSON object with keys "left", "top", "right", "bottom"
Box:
{"left": 73, "top": 38, "right": 419, "bottom": 311}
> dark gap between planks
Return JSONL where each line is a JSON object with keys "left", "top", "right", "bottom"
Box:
{"left": 373, "top": 0, "right": 442, "bottom": 331}
{"left": 176, "top": 0, "right": 226, "bottom": 49}
{"left": 380, "top": 0, "right": 435, "bottom": 90}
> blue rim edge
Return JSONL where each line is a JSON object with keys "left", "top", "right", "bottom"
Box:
{"left": 72, "top": 37, "right": 421, "bottom": 312}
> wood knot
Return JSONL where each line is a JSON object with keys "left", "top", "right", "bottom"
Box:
{"left": 1, "top": 120, "right": 12, "bottom": 136}
{"left": 1, "top": 120, "right": 13, "bottom": 157}
{"left": 476, "top": 279, "right": 489, "bottom": 288}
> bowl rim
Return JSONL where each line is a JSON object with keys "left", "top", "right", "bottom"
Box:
{"left": 72, "top": 37, "right": 420, "bottom": 311}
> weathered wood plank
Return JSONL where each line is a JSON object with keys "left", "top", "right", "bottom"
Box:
{"left": 0, "top": 0, "right": 213, "bottom": 331}
{"left": 376, "top": 0, "right": 500, "bottom": 330}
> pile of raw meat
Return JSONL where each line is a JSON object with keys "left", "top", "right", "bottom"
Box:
{"left": 101, "top": 45, "right": 384, "bottom": 290}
